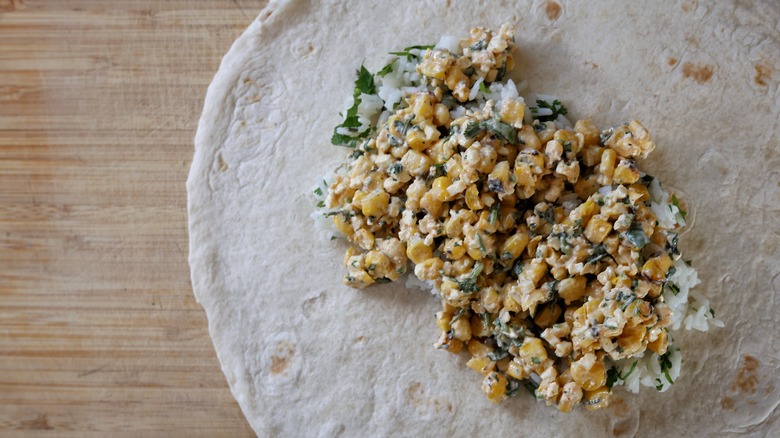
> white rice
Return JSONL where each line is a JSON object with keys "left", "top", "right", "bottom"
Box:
{"left": 405, "top": 274, "right": 435, "bottom": 293}
{"left": 435, "top": 35, "right": 462, "bottom": 55}
{"left": 469, "top": 77, "right": 484, "bottom": 101}
{"left": 357, "top": 93, "right": 384, "bottom": 119}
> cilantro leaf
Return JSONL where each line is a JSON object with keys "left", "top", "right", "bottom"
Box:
{"left": 622, "top": 222, "right": 650, "bottom": 249}
{"left": 671, "top": 194, "right": 687, "bottom": 220}
{"left": 331, "top": 65, "right": 377, "bottom": 147}
{"left": 531, "top": 99, "right": 568, "bottom": 122}
{"left": 389, "top": 44, "right": 434, "bottom": 61}
{"left": 377, "top": 61, "right": 395, "bottom": 77}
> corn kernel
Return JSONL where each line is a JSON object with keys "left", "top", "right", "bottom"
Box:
{"left": 467, "top": 356, "right": 493, "bottom": 375}
{"left": 434, "top": 103, "right": 450, "bottom": 126}
{"left": 517, "top": 337, "right": 548, "bottom": 368}
{"left": 613, "top": 159, "right": 640, "bottom": 184}
{"left": 451, "top": 314, "right": 472, "bottom": 341}
{"left": 571, "top": 353, "right": 606, "bottom": 391}
{"left": 401, "top": 149, "right": 432, "bottom": 177}
{"left": 361, "top": 190, "right": 390, "bottom": 217}
{"left": 465, "top": 184, "right": 483, "bottom": 210}
{"left": 583, "top": 387, "right": 611, "bottom": 411}
{"left": 557, "top": 276, "right": 587, "bottom": 304}
{"left": 598, "top": 148, "right": 616, "bottom": 185}
{"left": 482, "top": 372, "right": 508, "bottom": 403}
{"left": 574, "top": 119, "right": 600, "bottom": 146}
{"left": 641, "top": 253, "right": 673, "bottom": 282}
{"left": 647, "top": 329, "right": 669, "bottom": 355}
{"left": 534, "top": 303, "right": 562, "bottom": 328}
{"left": 501, "top": 99, "right": 525, "bottom": 128}
{"left": 431, "top": 176, "right": 453, "bottom": 201}
{"left": 467, "top": 339, "right": 494, "bottom": 358}
{"left": 499, "top": 232, "right": 530, "bottom": 263}
{"left": 406, "top": 238, "right": 433, "bottom": 264}
{"left": 584, "top": 215, "right": 612, "bottom": 243}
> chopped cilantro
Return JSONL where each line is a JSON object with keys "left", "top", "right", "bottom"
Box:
{"left": 393, "top": 117, "right": 414, "bottom": 136}
{"left": 463, "top": 121, "right": 485, "bottom": 138}
{"left": 451, "top": 307, "right": 467, "bottom": 323}
{"left": 486, "top": 119, "right": 518, "bottom": 144}
{"left": 313, "top": 187, "right": 323, "bottom": 196}
{"left": 659, "top": 352, "right": 675, "bottom": 385}
{"left": 606, "top": 366, "right": 619, "bottom": 388}
{"left": 479, "top": 81, "right": 490, "bottom": 93}
{"left": 487, "top": 349, "right": 509, "bottom": 362}
{"left": 532, "top": 99, "right": 568, "bottom": 122}
{"left": 512, "top": 260, "right": 524, "bottom": 277}
{"left": 389, "top": 44, "right": 434, "bottom": 61}
{"left": 462, "top": 119, "right": 518, "bottom": 144}
{"left": 354, "top": 65, "right": 376, "bottom": 95}
{"left": 453, "top": 262, "right": 483, "bottom": 293}
{"left": 331, "top": 65, "right": 377, "bottom": 147}
{"left": 505, "top": 378, "right": 523, "bottom": 397}
{"left": 387, "top": 162, "right": 404, "bottom": 176}
{"left": 489, "top": 202, "right": 501, "bottom": 225}
{"left": 469, "top": 39, "right": 486, "bottom": 51}
{"left": 623, "top": 222, "right": 650, "bottom": 249}
{"left": 476, "top": 233, "right": 486, "bottom": 254}
{"left": 316, "top": 200, "right": 325, "bottom": 208}
{"left": 377, "top": 60, "right": 395, "bottom": 77}
{"left": 430, "top": 163, "right": 447, "bottom": 178}
{"left": 495, "top": 61, "right": 507, "bottom": 81}
{"left": 671, "top": 194, "right": 687, "bottom": 220}
{"left": 586, "top": 244, "right": 608, "bottom": 264}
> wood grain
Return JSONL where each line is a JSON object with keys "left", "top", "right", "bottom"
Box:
{"left": 0, "top": 1, "right": 267, "bottom": 435}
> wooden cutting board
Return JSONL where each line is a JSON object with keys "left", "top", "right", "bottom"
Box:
{"left": 0, "top": 1, "right": 267, "bottom": 435}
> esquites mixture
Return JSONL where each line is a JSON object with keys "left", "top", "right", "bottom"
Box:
{"left": 316, "top": 24, "right": 721, "bottom": 411}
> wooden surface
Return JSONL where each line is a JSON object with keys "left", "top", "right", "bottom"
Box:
{"left": 0, "top": 1, "right": 268, "bottom": 435}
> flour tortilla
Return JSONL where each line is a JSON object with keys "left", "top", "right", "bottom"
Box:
{"left": 188, "top": 1, "right": 780, "bottom": 436}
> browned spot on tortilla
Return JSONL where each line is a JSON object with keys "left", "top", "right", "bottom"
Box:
{"left": 686, "top": 35, "right": 700, "bottom": 47}
{"left": 446, "top": 0, "right": 451, "bottom": 7}
{"left": 721, "top": 396, "right": 735, "bottom": 410}
{"left": 545, "top": 0, "right": 562, "bottom": 21}
{"left": 680, "top": 0, "right": 696, "bottom": 12}
{"left": 269, "top": 342, "right": 295, "bottom": 375}
{"left": 754, "top": 64, "right": 772, "bottom": 87}
{"left": 407, "top": 382, "right": 424, "bottom": 404}
{"left": 667, "top": 57, "right": 678, "bottom": 67}
{"left": 609, "top": 396, "right": 628, "bottom": 416}
{"left": 353, "top": 335, "right": 367, "bottom": 343}
{"left": 682, "top": 62, "right": 714, "bottom": 84}
{"left": 406, "top": 382, "right": 452, "bottom": 413}
{"left": 584, "top": 60, "right": 599, "bottom": 69}
{"left": 612, "top": 420, "right": 632, "bottom": 437}
{"left": 731, "top": 354, "right": 760, "bottom": 393}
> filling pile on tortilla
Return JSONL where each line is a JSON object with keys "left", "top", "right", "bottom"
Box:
{"left": 317, "top": 24, "right": 722, "bottom": 412}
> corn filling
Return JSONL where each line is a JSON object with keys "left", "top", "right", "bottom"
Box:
{"left": 324, "top": 25, "right": 690, "bottom": 411}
